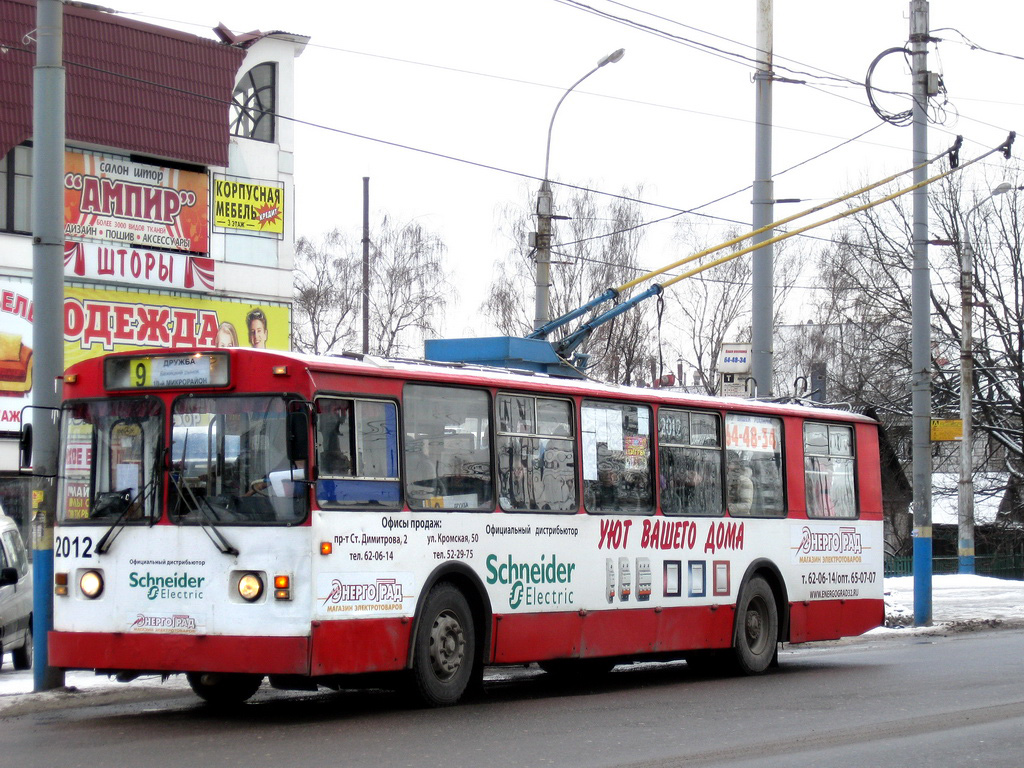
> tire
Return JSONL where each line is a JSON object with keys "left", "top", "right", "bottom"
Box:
{"left": 12, "top": 624, "right": 32, "bottom": 671}
{"left": 411, "top": 583, "right": 476, "bottom": 707}
{"left": 186, "top": 672, "right": 263, "bottom": 705}
{"left": 731, "top": 575, "right": 778, "bottom": 675}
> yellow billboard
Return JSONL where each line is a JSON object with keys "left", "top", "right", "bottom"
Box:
{"left": 63, "top": 285, "right": 290, "bottom": 370}
{"left": 213, "top": 177, "right": 285, "bottom": 235}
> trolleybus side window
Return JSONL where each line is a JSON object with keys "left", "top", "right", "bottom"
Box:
{"left": 804, "top": 422, "right": 857, "bottom": 519}
{"left": 724, "top": 413, "right": 785, "bottom": 518}
{"left": 315, "top": 398, "right": 400, "bottom": 508}
{"left": 58, "top": 398, "right": 163, "bottom": 523}
{"left": 496, "top": 393, "right": 577, "bottom": 513}
{"left": 658, "top": 409, "right": 724, "bottom": 516}
{"left": 581, "top": 400, "right": 654, "bottom": 515}
{"left": 403, "top": 385, "right": 493, "bottom": 511}
{"left": 168, "top": 395, "right": 308, "bottom": 525}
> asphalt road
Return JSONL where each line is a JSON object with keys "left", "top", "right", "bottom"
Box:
{"left": 2, "top": 627, "right": 1023, "bottom": 768}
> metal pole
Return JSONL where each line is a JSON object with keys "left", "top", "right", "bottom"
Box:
{"left": 751, "top": 0, "right": 775, "bottom": 397}
{"left": 533, "top": 49, "right": 624, "bottom": 331}
{"left": 31, "top": 0, "right": 66, "bottom": 691}
{"left": 362, "top": 177, "right": 370, "bottom": 355}
{"left": 959, "top": 236, "right": 975, "bottom": 574}
{"left": 909, "top": 0, "right": 932, "bottom": 626}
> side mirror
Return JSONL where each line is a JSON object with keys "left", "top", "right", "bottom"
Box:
{"left": 19, "top": 423, "right": 32, "bottom": 469}
{"left": 0, "top": 566, "right": 18, "bottom": 587}
{"left": 286, "top": 410, "right": 309, "bottom": 464}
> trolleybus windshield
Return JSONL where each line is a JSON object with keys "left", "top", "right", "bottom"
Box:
{"left": 168, "top": 395, "right": 308, "bottom": 525}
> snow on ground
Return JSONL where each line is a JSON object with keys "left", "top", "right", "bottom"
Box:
{"left": 2, "top": 574, "right": 1022, "bottom": 711}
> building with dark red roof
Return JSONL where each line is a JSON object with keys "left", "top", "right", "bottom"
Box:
{"left": 0, "top": 0, "right": 308, "bottom": 531}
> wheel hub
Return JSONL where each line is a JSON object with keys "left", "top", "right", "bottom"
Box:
{"left": 429, "top": 610, "right": 465, "bottom": 680}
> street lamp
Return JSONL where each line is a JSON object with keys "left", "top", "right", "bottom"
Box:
{"left": 958, "top": 181, "right": 1012, "bottom": 574}
{"left": 533, "top": 48, "right": 625, "bottom": 331}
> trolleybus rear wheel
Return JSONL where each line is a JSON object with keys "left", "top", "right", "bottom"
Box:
{"left": 411, "top": 583, "right": 476, "bottom": 707}
{"left": 732, "top": 576, "right": 778, "bottom": 675}
{"left": 186, "top": 672, "right": 264, "bottom": 705}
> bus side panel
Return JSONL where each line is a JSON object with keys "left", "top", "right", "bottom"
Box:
{"left": 788, "top": 598, "right": 884, "bottom": 643}
{"left": 310, "top": 618, "right": 410, "bottom": 675}
{"left": 490, "top": 612, "right": 583, "bottom": 663}
{"left": 855, "top": 424, "right": 884, "bottom": 518}
{"left": 49, "top": 630, "right": 310, "bottom": 675}
{"left": 490, "top": 605, "right": 735, "bottom": 664}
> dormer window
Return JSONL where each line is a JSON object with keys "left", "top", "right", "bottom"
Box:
{"left": 230, "top": 63, "right": 276, "bottom": 143}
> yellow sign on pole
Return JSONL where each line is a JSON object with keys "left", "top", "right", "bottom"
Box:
{"left": 931, "top": 419, "right": 963, "bottom": 442}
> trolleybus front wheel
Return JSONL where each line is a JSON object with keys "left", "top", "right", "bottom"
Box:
{"left": 411, "top": 582, "right": 476, "bottom": 707}
{"left": 186, "top": 672, "right": 264, "bottom": 705}
{"left": 732, "top": 575, "right": 778, "bottom": 675}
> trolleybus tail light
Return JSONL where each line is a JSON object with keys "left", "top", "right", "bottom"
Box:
{"left": 272, "top": 365, "right": 289, "bottom": 376}
{"left": 274, "top": 574, "right": 291, "bottom": 601}
{"left": 237, "top": 572, "right": 264, "bottom": 602}
{"left": 320, "top": 541, "right": 332, "bottom": 556}
{"left": 54, "top": 572, "right": 69, "bottom": 597}
{"left": 79, "top": 569, "right": 104, "bottom": 599}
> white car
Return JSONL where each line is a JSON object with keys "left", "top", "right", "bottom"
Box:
{"left": 0, "top": 512, "right": 32, "bottom": 670}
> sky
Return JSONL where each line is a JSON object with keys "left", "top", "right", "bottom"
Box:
{"left": 112, "top": 0, "right": 1024, "bottom": 337}
{"left": 3, "top": 573, "right": 1022, "bottom": 706}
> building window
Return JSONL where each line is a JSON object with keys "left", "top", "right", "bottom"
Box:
{"left": 230, "top": 63, "right": 276, "bottom": 143}
{"left": 0, "top": 145, "right": 33, "bottom": 233}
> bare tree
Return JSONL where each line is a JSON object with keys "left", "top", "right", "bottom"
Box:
{"left": 293, "top": 231, "right": 360, "bottom": 355}
{"left": 783, "top": 171, "right": 1024, "bottom": 556}
{"left": 484, "top": 183, "right": 655, "bottom": 384}
{"left": 662, "top": 222, "right": 803, "bottom": 395}
{"left": 369, "top": 216, "right": 452, "bottom": 358}
{"left": 293, "top": 217, "right": 452, "bottom": 358}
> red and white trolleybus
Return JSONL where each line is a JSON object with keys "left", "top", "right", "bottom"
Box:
{"left": 47, "top": 347, "right": 884, "bottom": 705}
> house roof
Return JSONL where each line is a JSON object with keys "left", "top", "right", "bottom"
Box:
{"left": 0, "top": 0, "right": 245, "bottom": 166}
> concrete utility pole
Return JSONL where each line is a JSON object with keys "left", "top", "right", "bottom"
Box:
{"left": 750, "top": 0, "right": 775, "bottom": 398}
{"left": 31, "top": 0, "right": 66, "bottom": 691}
{"left": 909, "top": 0, "right": 933, "bottom": 626}
{"left": 958, "top": 183, "right": 1011, "bottom": 574}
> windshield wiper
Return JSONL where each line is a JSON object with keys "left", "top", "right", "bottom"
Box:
{"left": 95, "top": 482, "right": 151, "bottom": 554}
{"left": 168, "top": 469, "right": 239, "bottom": 557}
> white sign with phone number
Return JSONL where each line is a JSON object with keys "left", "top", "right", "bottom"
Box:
{"left": 726, "top": 414, "right": 780, "bottom": 453}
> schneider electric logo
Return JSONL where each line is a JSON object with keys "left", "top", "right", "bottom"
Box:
{"left": 485, "top": 553, "right": 576, "bottom": 610}
{"left": 128, "top": 571, "right": 206, "bottom": 601}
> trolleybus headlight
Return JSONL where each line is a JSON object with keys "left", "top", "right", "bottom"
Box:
{"left": 80, "top": 570, "right": 104, "bottom": 599}
{"left": 238, "top": 572, "right": 264, "bottom": 602}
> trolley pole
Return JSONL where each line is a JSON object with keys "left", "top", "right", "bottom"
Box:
{"left": 909, "top": 0, "right": 933, "bottom": 626}
{"left": 31, "top": 0, "right": 67, "bottom": 690}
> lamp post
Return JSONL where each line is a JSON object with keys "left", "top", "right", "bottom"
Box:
{"left": 958, "top": 182, "right": 1012, "bottom": 574}
{"left": 533, "top": 48, "right": 624, "bottom": 331}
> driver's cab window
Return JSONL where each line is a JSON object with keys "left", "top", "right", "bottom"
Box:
{"left": 316, "top": 397, "right": 400, "bottom": 508}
